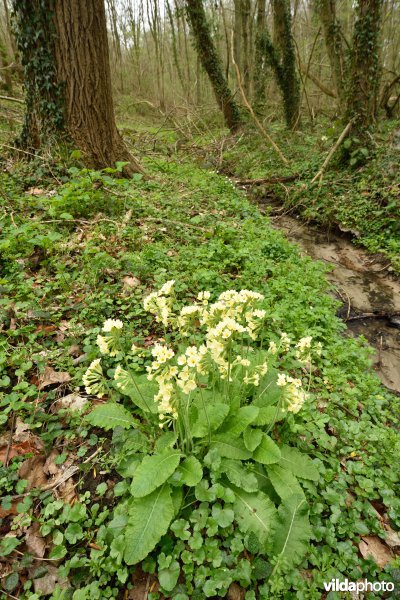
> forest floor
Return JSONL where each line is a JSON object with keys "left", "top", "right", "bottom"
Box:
{"left": 0, "top": 102, "right": 400, "bottom": 598}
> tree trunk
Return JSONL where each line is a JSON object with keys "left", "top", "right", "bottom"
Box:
{"left": 12, "top": 0, "right": 142, "bottom": 174}
{"left": 185, "top": 0, "right": 242, "bottom": 132}
{"left": 271, "top": 0, "right": 300, "bottom": 128}
{"left": 345, "top": 0, "right": 382, "bottom": 149}
{"left": 53, "top": 0, "right": 142, "bottom": 173}
{"left": 318, "top": 0, "right": 345, "bottom": 109}
{"left": 253, "top": 0, "right": 267, "bottom": 108}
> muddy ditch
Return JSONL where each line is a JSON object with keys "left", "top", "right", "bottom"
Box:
{"left": 252, "top": 192, "right": 400, "bottom": 395}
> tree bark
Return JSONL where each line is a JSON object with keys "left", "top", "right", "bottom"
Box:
{"left": 185, "top": 0, "right": 242, "bottom": 132}
{"left": 53, "top": 0, "right": 142, "bottom": 174}
{"left": 271, "top": 0, "right": 300, "bottom": 128}
{"left": 318, "top": 0, "right": 345, "bottom": 109}
{"left": 345, "top": 0, "right": 382, "bottom": 148}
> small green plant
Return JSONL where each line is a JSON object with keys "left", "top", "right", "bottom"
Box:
{"left": 82, "top": 282, "right": 321, "bottom": 594}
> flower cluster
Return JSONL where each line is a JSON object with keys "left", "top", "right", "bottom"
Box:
{"left": 82, "top": 283, "right": 317, "bottom": 428}
{"left": 83, "top": 359, "right": 105, "bottom": 397}
{"left": 96, "top": 319, "right": 123, "bottom": 356}
{"left": 143, "top": 280, "right": 175, "bottom": 327}
{"left": 277, "top": 373, "right": 307, "bottom": 413}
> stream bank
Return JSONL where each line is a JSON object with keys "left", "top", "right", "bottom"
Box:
{"left": 251, "top": 193, "right": 400, "bottom": 395}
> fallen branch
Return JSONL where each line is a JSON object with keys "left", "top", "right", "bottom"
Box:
{"left": 233, "top": 174, "right": 300, "bottom": 185}
{"left": 346, "top": 312, "right": 400, "bottom": 322}
{"left": 230, "top": 33, "right": 289, "bottom": 166}
{"left": 0, "top": 94, "right": 24, "bottom": 104}
{"left": 298, "top": 63, "right": 337, "bottom": 99}
{"left": 311, "top": 121, "right": 352, "bottom": 185}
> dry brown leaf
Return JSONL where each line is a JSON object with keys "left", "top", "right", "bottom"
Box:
{"left": 19, "top": 456, "right": 48, "bottom": 490}
{"left": 55, "top": 393, "right": 88, "bottom": 412}
{"left": 38, "top": 366, "right": 71, "bottom": 389}
{"left": 227, "top": 583, "right": 245, "bottom": 600}
{"left": 26, "top": 523, "right": 46, "bottom": 558}
{"left": 0, "top": 438, "right": 43, "bottom": 464}
{"left": 26, "top": 187, "right": 45, "bottom": 196}
{"left": 359, "top": 535, "right": 392, "bottom": 568}
{"left": 30, "top": 565, "right": 69, "bottom": 595}
{"left": 0, "top": 501, "right": 19, "bottom": 518}
{"left": 123, "top": 275, "right": 140, "bottom": 288}
{"left": 43, "top": 449, "right": 61, "bottom": 476}
{"left": 14, "top": 418, "right": 31, "bottom": 441}
{"left": 385, "top": 525, "right": 400, "bottom": 549}
{"left": 57, "top": 478, "right": 77, "bottom": 504}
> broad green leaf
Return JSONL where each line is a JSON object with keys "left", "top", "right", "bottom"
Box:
{"left": 171, "top": 487, "right": 183, "bottom": 517}
{"left": 266, "top": 464, "right": 304, "bottom": 500}
{"left": 155, "top": 431, "right": 178, "bottom": 452}
{"left": 131, "top": 450, "right": 181, "bottom": 498}
{"left": 124, "top": 485, "right": 174, "bottom": 565}
{"left": 254, "top": 405, "right": 283, "bottom": 426}
{"left": 231, "top": 486, "right": 276, "bottom": 545}
{"left": 115, "top": 370, "right": 158, "bottom": 413}
{"left": 219, "top": 405, "right": 259, "bottom": 435}
{"left": 253, "top": 370, "right": 282, "bottom": 407}
{"left": 85, "top": 403, "right": 136, "bottom": 430}
{"left": 191, "top": 402, "right": 230, "bottom": 438}
{"left": 279, "top": 446, "right": 319, "bottom": 481}
{"left": 253, "top": 434, "right": 281, "bottom": 465}
{"left": 121, "top": 429, "right": 149, "bottom": 453}
{"left": 243, "top": 427, "right": 263, "bottom": 452}
{"left": 175, "top": 456, "right": 203, "bottom": 486}
{"left": 220, "top": 458, "right": 258, "bottom": 492}
{"left": 271, "top": 495, "right": 311, "bottom": 566}
{"left": 211, "top": 434, "right": 252, "bottom": 460}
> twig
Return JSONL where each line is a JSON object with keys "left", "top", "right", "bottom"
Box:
{"left": 311, "top": 121, "right": 352, "bottom": 185}
{"left": 230, "top": 33, "right": 289, "bottom": 166}
{"left": 0, "top": 143, "right": 46, "bottom": 160}
{"left": 0, "top": 95, "right": 24, "bottom": 104}
{"left": 346, "top": 312, "right": 399, "bottom": 322}
{"left": 233, "top": 174, "right": 300, "bottom": 185}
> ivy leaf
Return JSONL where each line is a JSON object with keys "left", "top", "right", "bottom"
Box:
{"left": 220, "top": 458, "right": 258, "bottom": 493}
{"left": 218, "top": 405, "right": 259, "bottom": 435}
{"left": 210, "top": 434, "right": 252, "bottom": 460}
{"left": 175, "top": 456, "right": 203, "bottom": 487}
{"left": 271, "top": 494, "right": 311, "bottom": 567}
{"left": 231, "top": 486, "right": 276, "bottom": 546}
{"left": 85, "top": 402, "right": 137, "bottom": 430}
{"left": 130, "top": 450, "right": 181, "bottom": 498}
{"left": 253, "top": 434, "right": 281, "bottom": 465}
{"left": 243, "top": 428, "right": 263, "bottom": 452}
{"left": 124, "top": 485, "right": 174, "bottom": 565}
{"left": 266, "top": 464, "right": 304, "bottom": 500}
{"left": 279, "top": 445, "right": 319, "bottom": 481}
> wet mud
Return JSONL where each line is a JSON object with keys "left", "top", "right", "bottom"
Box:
{"left": 264, "top": 205, "right": 400, "bottom": 394}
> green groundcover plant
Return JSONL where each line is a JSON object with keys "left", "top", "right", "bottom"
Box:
{"left": 79, "top": 281, "right": 321, "bottom": 598}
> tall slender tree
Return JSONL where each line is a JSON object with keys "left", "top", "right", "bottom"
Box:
{"left": 12, "top": 0, "right": 142, "bottom": 174}
{"left": 317, "top": 0, "right": 345, "bottom": 109}
{"left": 185, "top": 0, "right": 242, "bottom": 132}
{"left": 345, "top": 0, "right": 382, "bottom": 150}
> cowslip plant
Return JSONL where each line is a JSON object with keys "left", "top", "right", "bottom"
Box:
{"left": 82, "top": 282, "right": 321, "bottom": 590}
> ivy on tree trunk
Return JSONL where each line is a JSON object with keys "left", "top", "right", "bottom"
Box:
{"left": 185, "top": 0, "right": 242, "bottom": 133}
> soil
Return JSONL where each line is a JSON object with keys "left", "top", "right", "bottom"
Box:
{"left": 263, "top": 206, "right": 400, "bottom": 395}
